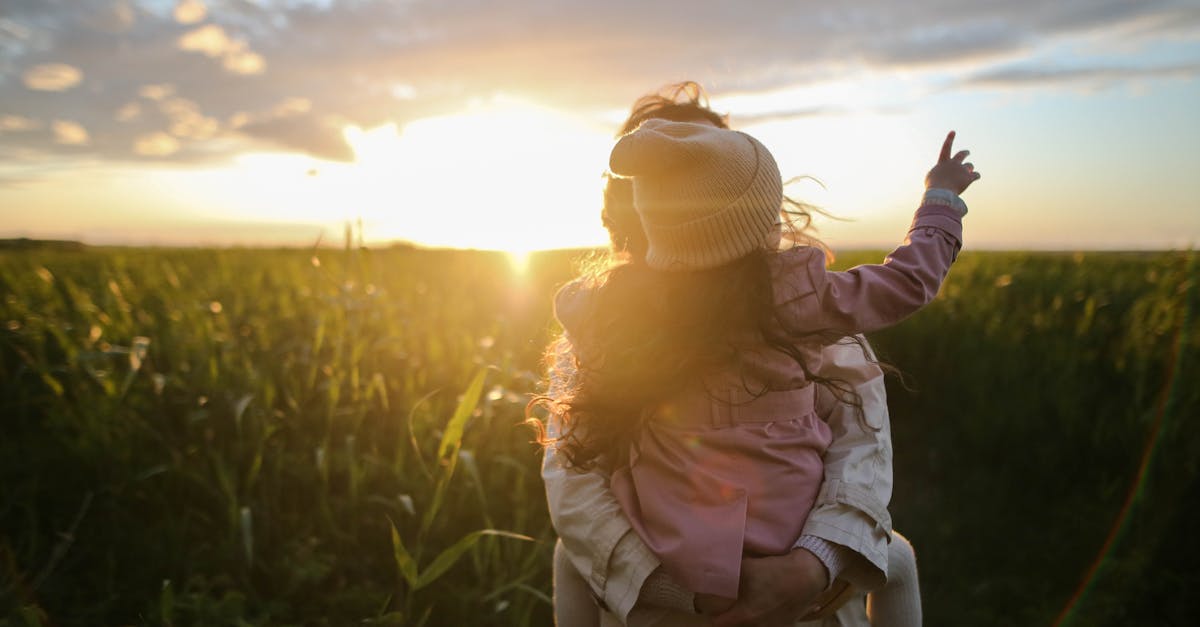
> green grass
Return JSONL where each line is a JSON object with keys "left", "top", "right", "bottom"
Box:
{"left": 1, "top": 246, "right": 1196, "bottom": 626}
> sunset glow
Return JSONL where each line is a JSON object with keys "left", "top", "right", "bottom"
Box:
{"left": 337, "top": 98, "right": 614, "bottom": 251}
{"left": 1, "top": 1, "right": 1197, "bottom": 251}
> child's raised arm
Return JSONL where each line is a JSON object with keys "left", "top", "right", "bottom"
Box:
{"left": 775, "top": 131, "right": 981, "bottom": 334}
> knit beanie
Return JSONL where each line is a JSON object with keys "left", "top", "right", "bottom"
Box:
{"left": 608, "top": 119, "right": 783, "bottom": 270}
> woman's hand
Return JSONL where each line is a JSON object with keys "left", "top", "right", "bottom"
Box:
{"left": 709, "top": 548, "right": 829, "bottom": 627}
{"left": 925, "top": 130, "right": 981, "bottom": 194}
{"left": 694, "top": 593, "right": 736, "bottom": 615}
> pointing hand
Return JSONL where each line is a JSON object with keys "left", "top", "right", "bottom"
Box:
{"left": 925, "top": 131, "right": 981, "bottom": 194}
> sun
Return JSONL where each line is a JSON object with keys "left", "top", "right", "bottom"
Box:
{"left": 339, "top": 96, "right": 614, "bottom": 254}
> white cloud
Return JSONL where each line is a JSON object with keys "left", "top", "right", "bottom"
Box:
{"left": 178, "top": 24, "right": 266, "bottom": 75}
{"left": 115, "top": 102, "right": 142, "bottom": 122}
{"left": 178, "top": 24, "right": 234, "bottom": 57}
{"left": 159, "top": 97, "right": 220, "bottom": 139}
{"left": 174, "top": 0, "right": 208, "bottom": 25}
{"left": 222, "top": 49, "right": 266, "bottom": 75}
{"left": 134, "top": 132, "right": 181, "bottom": 156}
{"left": 2, "top": 0, "right": 1196, "bottom": 166}
{"left": 228, "top": 111, "right": 252, "bottom": 129}
{"left": 139, "top": 83, "right": 176, "bottom": 101}
{"left": 0, "top": 115, "right": 40, "bottom": 132}
{"left": 22, "top": 63, "right": 83, "bottom": 91}
{"left": 52, "top": 120, "right": 89, "bottom": 145}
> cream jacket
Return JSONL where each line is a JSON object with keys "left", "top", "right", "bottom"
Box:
{"left": 542, "top": 337, "right": 894, "bottom": 624}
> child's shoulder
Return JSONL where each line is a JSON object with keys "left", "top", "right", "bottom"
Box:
{"left": 770, "top": 245, "right": 829, "bottom": 304}
{"left": 774, "top": 245, "right": 828, "bottom": 268}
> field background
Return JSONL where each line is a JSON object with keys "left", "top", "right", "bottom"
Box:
{"left": 1, "top": 245, "right": 1197, "bottom": 626}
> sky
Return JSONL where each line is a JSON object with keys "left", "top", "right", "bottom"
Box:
{"left": 1, "top": 0, "right": 1198, "bottom": 252}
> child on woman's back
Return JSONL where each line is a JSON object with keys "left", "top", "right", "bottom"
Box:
{"left": 547, "top": 119, "right": 979, "bottom": 622}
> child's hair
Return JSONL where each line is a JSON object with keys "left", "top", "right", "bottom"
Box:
{"left": 527, "top": 81, "right": 877, "bottom": 471}
{"left": 531, "top": 250, "right": 871, "bottom": 472}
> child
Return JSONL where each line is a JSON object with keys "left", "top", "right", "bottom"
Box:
{"left": 548, "top": 119, "right": 978, "bottom": 620}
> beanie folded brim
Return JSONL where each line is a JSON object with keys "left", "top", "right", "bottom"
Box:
{"left": 643, "top": 181, "right": 781, "bottom": 270}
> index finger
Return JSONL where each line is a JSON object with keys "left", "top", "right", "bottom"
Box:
{"left": 939, "top": 131, "right": 956, "bottom": 162}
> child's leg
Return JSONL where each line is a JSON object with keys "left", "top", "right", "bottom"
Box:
{"left": 866, "top": 531, "right": 922, "bottom": 627}
{"left": 554, "top": 538, "right": 602, "bottom": 627}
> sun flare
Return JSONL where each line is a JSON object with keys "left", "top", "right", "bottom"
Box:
{"left": 338, "top": 96, "right": 614, "bottom": 253}
{"left": 506, "top": 249, "right": 534, "bottom": 274}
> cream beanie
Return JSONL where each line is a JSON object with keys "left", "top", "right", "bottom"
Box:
{"left": 608, "top": 119, "right": 783, "bottom": 270}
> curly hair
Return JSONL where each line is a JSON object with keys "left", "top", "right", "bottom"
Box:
{"left": 533, "top": 251, "right": 872, "bottom": 472}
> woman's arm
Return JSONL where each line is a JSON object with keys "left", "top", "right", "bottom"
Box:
{"left": 541, "top": 338, "right": 663, "bottom": 622}
{"left": 796, "top": 336, "right": 894, "bottom": 591}
{"left": 543, "top": 336, "right": 897, "bottom": 620}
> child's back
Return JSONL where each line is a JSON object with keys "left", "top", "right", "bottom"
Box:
{"left": 552, "top": 119, "right": 976, "bottom": 602}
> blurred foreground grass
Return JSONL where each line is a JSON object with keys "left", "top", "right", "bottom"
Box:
{"left": 1, "top": 246, "right": 1196, "bottom": 626}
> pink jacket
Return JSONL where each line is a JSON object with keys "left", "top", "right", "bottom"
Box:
{"left": 554, "top": 201, "right": 964, "bottom": 598}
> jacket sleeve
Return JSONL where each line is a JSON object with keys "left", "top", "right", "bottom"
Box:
{"left": 799, "top": 336, "right": 894, "bottom": 590}
{"left": 541, "top": 338, "right": 661, "bottom": 622}
{"left": 776, "top": 198, "right": 964, "bottom": 334}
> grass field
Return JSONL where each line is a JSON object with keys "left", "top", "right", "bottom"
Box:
{"left": 1, "top": 245, "right": 1197, "bottom": 626}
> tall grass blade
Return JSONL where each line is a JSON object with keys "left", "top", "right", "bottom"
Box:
{"left": 160, "top": 579, "right": 174, "bottom": 627}
{"left": 437, "top": 368, "right": 488, "bottom": 463}
{"left": 420, "top": 368, "right": 488, "bottom": 536}
{"left": 413, "top": 529, "right": 533, "bottom": 591}
{"left": 387, "top": 517, "right": 417, "bottom": 587}
{"left": 240, "top": 506, "right": 254, "bottom": 566}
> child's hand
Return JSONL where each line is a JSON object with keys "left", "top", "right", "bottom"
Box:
{"left": 925, "top": 131, "right": 981, "bottom": 194}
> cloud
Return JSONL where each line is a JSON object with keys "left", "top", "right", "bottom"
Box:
{"left": 272, "top": 97, "right": 312, "bottom": 117}
{"left": 861, "top": 20, "right": 1031, "bottom": 68}
{"left": 222, "top": 49, "right": 265, "bottom": 75}
{"left": 176, "top": 23, "right": 229, "bottom": 56}
{"left": 115, "top": 102, "right": 141, "bottom": 122}
{"left": 85, "top": 1, "right": 136, "bottom": 34}
{"left": 0, "top": 115, "right": 41, "bottom": 132}
{"left": 134, "top": 132, "right": 181, "bottom": 156}
{"left": 238, "top": 114, "right": 356, "bottom": 162}
{"left": 22, "top": 63, "right": 83, "bottom": 91}
{"left": 139, "top": 83, "right": 176, "bottom": 100}
{"left": 0, "top": 0, "right": 1196, "bottom": 168}
{"left": 159, "top": 96, "right": 221, "bottom": 139}
{"left": 52, "top": 120, "right": 89, "bottom": 145}
{"left": 0, "top": 17, "right": 33, "bottom": 41}
{"left": 174, "top": 0, "right": 207, "bottom": 26}
{"left": 731, "top": 106, "right": 865, "bottom": 126}
{"left": 963, "top": 62, "right": 1200, "bottom": 89}
{"left": 177, "top": 24, "right": 265, "bottom": 75}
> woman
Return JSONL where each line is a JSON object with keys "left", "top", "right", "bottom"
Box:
{"left": 540, "top": 82, "right": 921, "bottom": 627}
